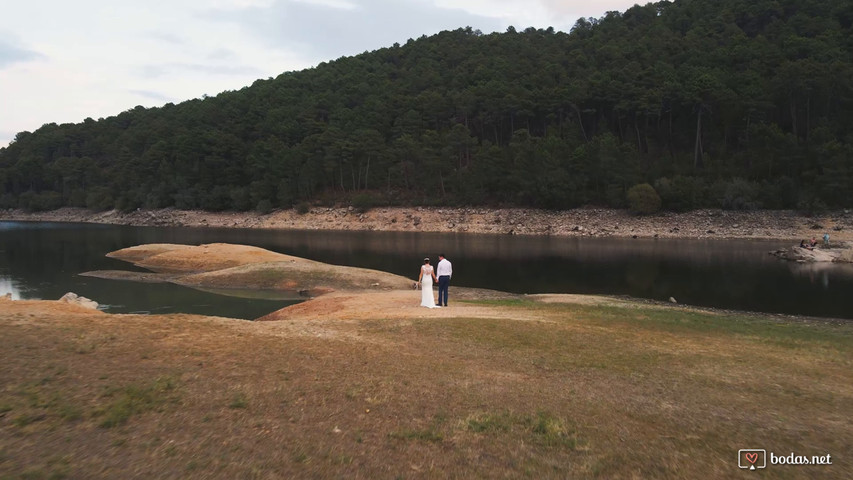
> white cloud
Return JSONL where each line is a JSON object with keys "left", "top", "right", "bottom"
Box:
{"left": 127, "top": 89, "right": 175, "bottom": 103}
{"left": 432, "top": 0, "right": 642, "bottom": 30}
{"left": 0, "top": 39, "right": 45, "bottom": 68}
{"left": 292, "top": 0, "right": 359, "bottom": 9}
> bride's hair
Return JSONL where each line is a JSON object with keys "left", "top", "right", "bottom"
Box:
{"left": 423, "top": 258, "right": 430, "bottom": 264}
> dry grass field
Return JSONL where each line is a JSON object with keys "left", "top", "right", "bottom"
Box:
{"left": 2, "top": 290, "right": 851, "bottom": 479}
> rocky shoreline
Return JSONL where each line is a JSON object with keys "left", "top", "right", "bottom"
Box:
{"left": 2, "top": 206, "right": 853, "bottom": 242}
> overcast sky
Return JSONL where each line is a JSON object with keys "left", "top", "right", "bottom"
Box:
{"left": 0, "top": 0, "right": 641, "bottom": 148}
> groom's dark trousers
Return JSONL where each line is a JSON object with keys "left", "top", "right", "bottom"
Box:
{"left": 437, "top": 276, "right": 450, "bottom": 306}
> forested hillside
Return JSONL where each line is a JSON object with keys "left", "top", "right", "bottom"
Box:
{"left": 2, "top": 0, "right": 852, "bottom": 213}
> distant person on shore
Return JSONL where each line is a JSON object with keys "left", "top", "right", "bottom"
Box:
{"left": 823, "top": 233, "right": 830, "bottom": 247}
{"left": 810, "top": 237, "right": 818, "bottom": 247}
{"left": 800, "top": 240, "right": 813, "bottom": 250}
{"left": 436, "top": 254, "right": 452, "bottom": 307}
{"left": 418, "top": 258, "right": 438, "bottom": 308}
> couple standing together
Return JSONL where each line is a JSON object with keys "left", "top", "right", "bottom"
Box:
{"left": 418, "top": 254, "right": 452, "bottom": 308}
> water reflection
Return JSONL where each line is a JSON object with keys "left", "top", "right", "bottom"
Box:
{"left": 2, "top": 221, "right": 852, "bottom": 319}
{"left": 786, "top": 261, "right": 853, "bottom": 289}
{"left": 0, "top": 222, "right": 297, "bottom": 319}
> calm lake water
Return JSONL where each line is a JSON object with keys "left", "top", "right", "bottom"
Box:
{"left": 2, "top": 221, "right": 853, "bottom": 320}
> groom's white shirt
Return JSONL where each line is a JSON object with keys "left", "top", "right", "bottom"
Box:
{"left": 437, "top": 258, "right": 452, "bottom": 278}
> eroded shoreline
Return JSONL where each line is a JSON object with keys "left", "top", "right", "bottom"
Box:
{"left": 3, "top": 206, "right": 853, "bottom": 241}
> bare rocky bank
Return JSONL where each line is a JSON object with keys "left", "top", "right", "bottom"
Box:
{"left": 3, "top": 206, "right": 853, "bottom": 242}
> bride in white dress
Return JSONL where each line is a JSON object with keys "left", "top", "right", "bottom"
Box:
{"left": 418, "top": 258, "right": 438, "bottom": 308}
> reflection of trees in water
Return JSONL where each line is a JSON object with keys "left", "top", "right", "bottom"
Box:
{"left": 199, "top": 229, "right": 785, "bottom": 266}
{"left": 625, "top": 262, "right": 659, "bottom": 292}
{"left": 4, "top": 222, "right": 853, "bottom": 319}
{"left": 785, "top": 262, "right": 853, "bottom": 288}
{"left": 1, "top": 223, "right": 130, "bottom": 280}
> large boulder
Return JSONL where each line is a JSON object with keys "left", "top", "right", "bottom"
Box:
{"left": 770, "top": 244, "right": 853, "bottom": 263}
{"left": 59, "top": 292, "right": 99, "bottom": 310}
{"left": 837, "top": 249, "right": 853, "bottom": 263}
{"left": 771, "top": 246, "right": 837, "bottom": 262}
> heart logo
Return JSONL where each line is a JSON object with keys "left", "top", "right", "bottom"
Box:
{"left": 745, "top": 452, "right": 759, "bottom": 464}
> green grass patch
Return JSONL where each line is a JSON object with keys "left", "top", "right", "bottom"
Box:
{"left": 228, "top": 392, "right": 248, "bottom": 409}
{"left": 464, "top": 298, "right": 853, "bottom": 353}
{"left": 579, "top": 305, "right": 853, "bottom": 349}
{"left": 389, "top": 414, "right": 446, "bottom": 443}
{"left": 465, "top": 297, "right": 853, "bottom": 351}
{"left": 466, "top": 411, "right": 514, "bottom": 433}
{"left": 96, "top": 376, "right": 179, "bottom": 428}
{"left": 460, "top": 299, "right": 538, "bottom": 308}
{"left": 292, "top": 448, "right": 309, "bottom": 464}
{"left": 15, "top": 456, "right": 71, "bottom": 480}
{"left": 439, "top": 317, "right": 566, "bottom": 350}
{"left": 13, "top": 412, "right": 46, "bottom": 427}
{"left": 388, "top": 428, "right": 444, "bottom": 443}
{"left": 4, "top": 380, "right": 86, "bottom": 429}
{"left": 415, "top": 316, "right": 668, "bottom": 373}
{"left": 464, "top": 410, "right": 580, "bottom": 449}
{"left": 528, "top": 411, "right": 578, "bottom": 448}
{"left": 56, "top": 402, "right": 83, "bottom": 421}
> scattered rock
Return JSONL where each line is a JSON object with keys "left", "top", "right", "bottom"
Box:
{"left": 669, "top": 297, "right": 677, "bottom": 304}
{"left": 59, "top": 292, "right": 99, "bottom": 310}
{"left": 4, "top": 207, "right": 853, "bottom": 243}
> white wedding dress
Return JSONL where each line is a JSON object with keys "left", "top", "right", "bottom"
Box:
{"left": 420, "top": 265, "right": 437, "bottom": 308}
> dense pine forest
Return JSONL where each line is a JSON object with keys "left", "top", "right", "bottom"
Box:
{"left": 1, "top": 0, "right": 852, "bottom": 213}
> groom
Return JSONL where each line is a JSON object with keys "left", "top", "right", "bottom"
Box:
{"left": 436, "top": 254, "right": 452, "bottom": 307}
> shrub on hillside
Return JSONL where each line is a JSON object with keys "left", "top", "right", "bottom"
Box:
{"left": 19, "top": 191, "right": 63, "bottom": 212}
{"left": 255, "top": 199, "right": 273, "bottom": 215}
{"left": 655, "top": 176, "right": 706, "bottom": 211}
{"left": 711, "top": 178, "right": 761, "bottom": 210}
{"left": 295, "top": 201, "right": 311, "bottom": 215}
{"left": 352, "top": 193, "right": 376, "bottom": 213}
{"left": 86, "top": 187, "right": 115, "bottom": 211}
{"left": 797, "top": 192, "right": 828, "bottom": 216}
{"left": 758, "top": 176, "right": 797, "bottom": 209}
{"left": 626, "top": 183, "right": 662, "bottom": 214}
